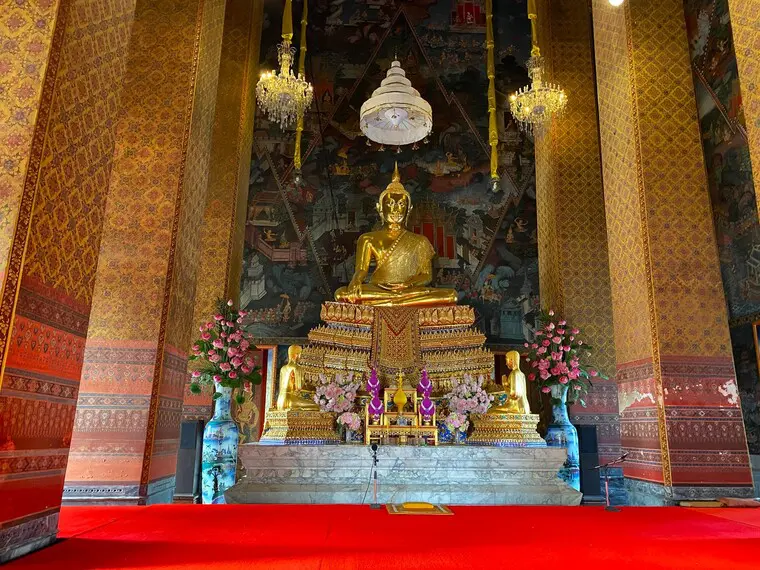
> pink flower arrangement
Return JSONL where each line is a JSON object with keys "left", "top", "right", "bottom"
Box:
{"left": 442, "top": 373, "right": 493, "bottom": 433}
{"left": 314, "top": 372, "right": 361, "bottom": 414}
{"left": 188, "top": 300, "right": 262, "bottom": 405}
{"left": 337, "top": 411, "right": 361, "bottom": 431}
{"left": 443, "top": 411, "right": 469, "bottom": 431}
{"left": 523, "top": 309, "right": 602, "bottom": 406}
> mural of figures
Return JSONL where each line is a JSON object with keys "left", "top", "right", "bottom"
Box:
{"left": 242, "top": 0, "right": 536, "bottom": 343}
{"left": 685, "top": 0, "right": 760, "bottom": 452}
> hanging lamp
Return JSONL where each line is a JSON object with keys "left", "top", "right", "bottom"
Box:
{"left": 509, "top": 0, "right": 567, "bottom": 135}
{"left": 359, "top": 59, "right": 432, "bottom": 148}
{"left": 256, "top": 0, "right": 314, "bottom": 129}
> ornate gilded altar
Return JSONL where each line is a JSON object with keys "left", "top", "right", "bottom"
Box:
{"left": 364, "top": 372, "right": 438, "bottom": 445}
{"left": 298, "top": 302, "right": 494, "bottom": 395}
{"left": 262, "top": 165, "right": 541, "bottom": 447}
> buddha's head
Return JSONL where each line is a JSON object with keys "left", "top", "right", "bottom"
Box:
{"left": 287, "top": 344, "right": 302, "bottom": 362}
{"left": 505, "top": 350, "right": 520, "bottom": 370}
{"left": 376, "top": 163, "right": 412, "bottom": 226}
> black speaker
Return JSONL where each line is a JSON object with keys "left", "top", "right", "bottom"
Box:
{"left": 174, "top": 420, "right": 204, "bottom": 503}
{"left": 576, "top": 424, "right": 602, "bottom": 497}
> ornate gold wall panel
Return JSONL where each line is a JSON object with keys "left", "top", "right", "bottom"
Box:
{"left": 534, "top": 0, "right": 619, "bottom": 463}
{"left": 66, "top": 0, "right": 225, "bottom": 501}
{"left": 725, "top": 0, "right": 760, "bottom": 219}
{"left": 0, "top": 0, "right": 137, "bottom": 559}
{"left": 593, "top": 0, "right": 752, "bottom": 497}
{"left": 0, "top": 0, "right": 64, "bottom": 372}
{"left": 0, "top": 0, "right": 61, "bottom": 287}
{"left": 183, "top": 0, "right": 264, "bottom": 422}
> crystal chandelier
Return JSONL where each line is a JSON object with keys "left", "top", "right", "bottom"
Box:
{"left": 360, "top": 59, "right": 432, "bottom": 148}
{"left": 256, "top": 0, "right": 314, "bottom": 129}
{"left": 509, "top": 1, "right": 567, "bottom": 134}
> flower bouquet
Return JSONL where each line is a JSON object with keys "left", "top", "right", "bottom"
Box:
{"left": 188, "top": 299, "right": 262, "bottom": 405}
{"left": 442, "top": 373, "right": 493, "bottom": 434}
{"left": 314, "top": 372, "right": 362, "bottom": 440}
{"left": 523, "top": 309, "right": 602, "bottom": 406}
{"left": 314, "top": 371, "right": 361, "bottom": 413}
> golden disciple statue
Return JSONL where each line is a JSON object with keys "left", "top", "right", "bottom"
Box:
{"left": 275, "top": 345, "right": 318, "bottom": 411}
{"left": 334, "top": 164, "right": 457, "bottom": 307}
{"left": 490, "top": 350, "right": 531, "bottom": 414}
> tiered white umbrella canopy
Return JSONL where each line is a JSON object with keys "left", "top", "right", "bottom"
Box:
{"left": 360, "top": 60, "right": 433, "bottom": 147}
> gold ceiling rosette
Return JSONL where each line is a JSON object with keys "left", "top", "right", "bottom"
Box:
{"left": 509, "top": 0, "right": 567, "bottom": 135}
{"left": 360, "top": 59, "right": 433, "bottom": 150}
{"left": 256, "top": 0, "right": 314, "bottom": 130}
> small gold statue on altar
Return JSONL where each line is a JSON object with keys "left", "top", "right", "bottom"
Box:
{"left": 468, "top": 351, "right": 544, "bottom": 446}
{"left": 275, "top": 345, "right": 318, "bottom": 410}
{"left": 489, "top": 350, "right": 531, "bottom": 414}
{"left": 260, "top": 345, "right": 338, "bottom": 444}
{"left": 334, "top": 163, "right": 457, "bottom": 307}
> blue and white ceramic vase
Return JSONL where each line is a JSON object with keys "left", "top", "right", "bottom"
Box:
{"left": 201, "top": 385, "right": 239, "bottom": 504}
{"left": 544, "top": 384, "right": 581, "bottom": 492}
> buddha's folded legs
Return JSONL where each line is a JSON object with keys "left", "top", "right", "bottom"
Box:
{"left": 334, "top": 283, "right": 457, "bottom": 307}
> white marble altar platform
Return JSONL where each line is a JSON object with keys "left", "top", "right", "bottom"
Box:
{"left": 226, "top": 444, "right": 582, "bottom": 505}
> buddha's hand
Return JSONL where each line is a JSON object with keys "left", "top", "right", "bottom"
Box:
{"left": 377, "top": 282, "right": 407, "bottom": 292}
{"left": 344, "top": 281, "right": 362, "bottom": 302}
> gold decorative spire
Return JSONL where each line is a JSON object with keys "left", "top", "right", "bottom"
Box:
{"left": 393, "top": 161, "right": 400, "bottom": 182}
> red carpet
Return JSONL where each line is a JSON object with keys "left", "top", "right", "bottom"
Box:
{"left": 7, "top": 505, "right": 760, "bottom": 569}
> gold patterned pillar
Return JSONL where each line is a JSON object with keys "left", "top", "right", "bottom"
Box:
{"left": 592, "top": 0, "right": 753, "bottom": 503}
{"left": 0, "top": 0, "right": 137, "bottom": 561}
{"left": 533, "top": 0, "right": 620, "bottom": 464}
{"left": 64, "top": 0, "right": 225, "bottom": 504}
{"left": 727, "top": 0, "right": 760, "bottom": 216}
{"left": 181, "top": 0, "right": 264, "bottom": 423}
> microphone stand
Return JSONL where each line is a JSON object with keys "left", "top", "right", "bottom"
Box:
{"left": 594, "top": 453, "right": 628, "bottom": 512}
{"left": 370, "top": 443, "right": 381, "bottom": 510}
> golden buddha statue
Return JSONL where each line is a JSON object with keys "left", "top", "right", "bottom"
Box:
{"left": 275, "top": 345, "right": 318, "bottom": 411}
{"left": 334, "top": 164, "right": 457, "bottom": 307}
{"left": 489, "top": 350, "right": 531, "bottom": 414}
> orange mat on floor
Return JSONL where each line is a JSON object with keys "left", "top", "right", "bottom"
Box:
{"left": 7, "top": 504, "right": 760, "bottom": 569}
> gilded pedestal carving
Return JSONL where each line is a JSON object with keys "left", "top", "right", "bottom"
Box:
{"left": 259, "top": 410, "right": 339, "bottom": 445}
{"left": 468, "top": 413, "right": 545, "bottom": 447}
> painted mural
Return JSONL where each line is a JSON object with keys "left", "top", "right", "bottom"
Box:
{"left": 685, "top": 0, "right": 760, "bottom": 453}
{"left": 241, "top": 0, "right": 537, "bottom": 344}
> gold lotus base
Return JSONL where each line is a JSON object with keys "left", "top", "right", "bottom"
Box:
{"left": 468, "top": 413, "right": 545, "bottom": 447}
{"left": 260, "top": 410, "right": 339, "bottom": 444}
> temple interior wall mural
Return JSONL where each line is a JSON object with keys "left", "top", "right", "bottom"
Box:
{"left": 684, "top": 0, "right": 760, "bottom": 453}
{"left": 241, "top": 0, "right": 538, "bottom": 346}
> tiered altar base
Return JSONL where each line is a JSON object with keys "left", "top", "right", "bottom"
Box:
{"left": 298, "top": 302, "right": 494, "bottom": 393}
{"left": 226, "top": 444, "right": 582, "bottom": 505}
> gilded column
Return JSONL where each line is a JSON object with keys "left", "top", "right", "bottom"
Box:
{"left": 182, "top": 0, "right": 264, "bottom": 423}
{"left": 592, "top": 0, "right": 753, "bottom": 502}
{"left": 533, "top": 0, "right": 620, "bottom": 464}
{"left": 64, "top": 0, "right": 226, "bottom": 504}
{"left": 0, "top": 0, "right": 137, "bottom": 561}
{"left": 726, "top": 0, "right": 760, "bottom": 216}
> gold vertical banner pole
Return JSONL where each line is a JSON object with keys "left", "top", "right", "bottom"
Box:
{"left": 283, "top": 0, "right": 294, "bottom": 40}
{"left": 294, "top": 0, "right": 307, "bottom": 172}
{"left": 527, "top": 0, "right": 540, "bottom": 57}
{"left": 485, "top": 0, "right": 498, "bottom": 190}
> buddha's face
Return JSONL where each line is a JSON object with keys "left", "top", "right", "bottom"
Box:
{"left": 506, "top": 351, "right": 520, "bottom": 370}
{"left": 379, "top": 191, "right": 409, "bottom": 225}
{"left": 288, "top": 345, "right": 302, "bottom": 362}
